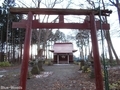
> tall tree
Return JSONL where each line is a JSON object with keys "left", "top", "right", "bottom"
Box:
{"left": 86, "top": 0, "right": 120, "bottom": 65}
{"left": 30, "top": 0, "right": 73, "bottom": 57}
{"left": 76, "top": 30, "right": 89, "bottom": 60}
{"left": 109, "top": 0, "right": 120, "bottom": 24}
{"left": 0, "top": 0, "right": 25, "bottom": 63}
{"left": 102, "top": 0, "right": 120, "bottom": 64}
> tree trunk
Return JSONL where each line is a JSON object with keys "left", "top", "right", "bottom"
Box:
{"left": 6, "top": 14, "right": 9, "bottom": 62}
{"left": 102, "top": 0, "right": 119, "bottom": 65}
{"left": 20, "top": 43, "right": 22, "bottom": 63}
{"left": 105, "top": 31, "right": 114, "bottom": 64}
{"left": 105, "top": 30, "right": 120, "bottom": 65}
{"left": 31, "top": 44, "right": 33, "bottom": 60}
{"left": 110, "top": 40, "right": 120, "bottom": 64}
{"left": 36, "top": 29, "right": 42, "bottom": 52}
{"left": 85, "top": 45, "right": 87, "bottom": 60}
{"left": 45, "top": 42, "right": 47, "bottom": 60}
{"left": 13, "top": 43, "right": 15, "bottom": 63}
{"left": 109, "top": 35, "right": 120, "bottom": 64}
{"left": 116, "top": 0, "right": 120, "bottom": 24}
{"left": 79, "top": 46, "right": 81, "bottom": 59}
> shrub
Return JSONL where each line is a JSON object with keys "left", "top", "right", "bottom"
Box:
{"left": 73, "top": 61, "right": 79, "bottom": 65}
{"left": 0, "top": 61, "right": 11, "bottom": 67}
{"left": 82, "top": 66, "right": 91, "bottom": 73}
{"left": 44, "top": 60, "right": 53, "bottom": 66}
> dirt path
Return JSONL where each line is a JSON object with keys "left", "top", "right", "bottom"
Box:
{"left": 0, "top": 64, "right": 96, "bottom": 90}
{"left": 26, "top": 64, "right": 95, "bottom": 90}
{"left": 27, "top": 64, "right": 80, "bottom": 90}
{"left": 0, "top": 64, "right": 120, "bottom": 90}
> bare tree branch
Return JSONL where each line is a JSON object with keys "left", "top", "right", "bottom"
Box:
{"left": 18, "top": 0, "right": 29, "bottom": 7}
{"left": 32, "top": 0, "right": 37, "bottom": 7}
{"left": 38, "top": 0, "right": 42, "bottom": 8}
{"left": 51, "top": 0, "right": 57, "bottom": 8}
{"left": 109, "top": 0, "right": 117, "bottom": 7}
{"left": 86, "top": 0, "right": 96, "bottom": 9}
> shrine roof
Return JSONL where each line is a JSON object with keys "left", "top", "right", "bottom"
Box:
{"left": 50, "top": 42, "right": 77, "bottom": 53}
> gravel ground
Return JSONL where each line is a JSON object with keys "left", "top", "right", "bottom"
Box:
{"left": 0, "top": 64, "right": 120, "bottom": 90}
{"left": 0, "top": 64, "right": 96, "bottom": 90}
{"left": 27, "top": 64, "right": 88, "bottom": 90}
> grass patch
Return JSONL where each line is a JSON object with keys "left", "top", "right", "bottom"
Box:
{"left": 0, "top": 61, "right": 11, "bottom": 67}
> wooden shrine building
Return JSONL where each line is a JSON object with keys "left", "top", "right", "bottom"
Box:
{"left": 50, "top": 42, "right": 77, "bottom": 64}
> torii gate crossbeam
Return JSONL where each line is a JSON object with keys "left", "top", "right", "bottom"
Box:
{"left": 10, "top": 8, "right": 112, "bottom": 90}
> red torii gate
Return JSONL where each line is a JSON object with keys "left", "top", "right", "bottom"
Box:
{"left": 10, "top": 8, "right": 112, "bottom": 90}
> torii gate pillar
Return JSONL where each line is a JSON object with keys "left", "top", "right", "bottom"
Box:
{"left": 90, "top": 12, "right": 103, "bottom": 90}
{"left": 19, "top": 11, "right": 33, "bottom": 90}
